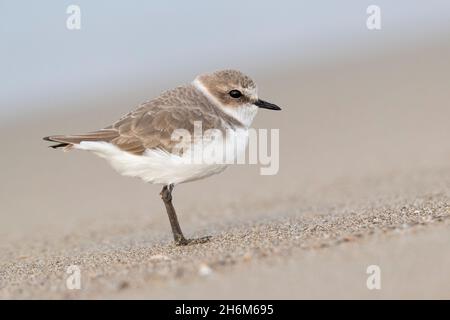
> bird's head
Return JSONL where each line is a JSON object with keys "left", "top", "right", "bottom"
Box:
{"left": 193, "top": 69, "right": 281, "bottom": 127}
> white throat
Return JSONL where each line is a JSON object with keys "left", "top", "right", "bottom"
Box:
{"left": 220, "top": 103, "right": 258, "bottom": 128}
{"left": 192, "top": 78, "right": 258, "bottom": 128}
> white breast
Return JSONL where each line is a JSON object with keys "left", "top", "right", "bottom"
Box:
{"left": 74, "top": 128, "right": 250, "bottom": 185}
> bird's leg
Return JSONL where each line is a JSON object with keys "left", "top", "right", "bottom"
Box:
{"left": 160, "top": 184, "right": 189, "bottom": 246}
{"left": 160, "top": 184, "right": 211, "bottom": 246}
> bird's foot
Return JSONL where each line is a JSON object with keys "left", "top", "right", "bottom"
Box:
{"left": 175, "top": 235, "right": 212, "bottom": 246}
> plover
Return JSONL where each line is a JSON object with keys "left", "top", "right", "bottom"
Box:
{"left": 44, "top": 69, "right": 281, "bottom": 245}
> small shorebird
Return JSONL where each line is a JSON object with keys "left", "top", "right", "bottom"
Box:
{"left": 44, "top": 70, "right": 281, "bottom": 245}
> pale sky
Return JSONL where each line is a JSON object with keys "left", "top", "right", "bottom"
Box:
{"left": 1, "top": 1, "right": 450, "bottom": 118}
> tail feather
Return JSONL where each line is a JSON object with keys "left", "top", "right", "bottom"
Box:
{"left": 43, "top": 136, "right": 70, "bottom": 149}
{"left": 43, "top": 129, "right": 119, "bottom": 150}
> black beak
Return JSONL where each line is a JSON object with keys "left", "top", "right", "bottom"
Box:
{"left": 254, "top": 99, "right": 282, "bottom": 111}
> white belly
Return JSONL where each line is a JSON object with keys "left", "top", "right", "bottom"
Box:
{"left": 74, "top": 129, "right": 249, "bottom": 185}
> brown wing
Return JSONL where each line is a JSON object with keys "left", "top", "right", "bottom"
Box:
{"left": 44, "top": 85, "right": 231, "bottom": 154}
{"left": 108, "top": 104, "right": 224, "bottom": 155}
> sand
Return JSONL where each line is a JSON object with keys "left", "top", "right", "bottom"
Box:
{"left": 1, "top": 40, "right": 450, "bottom": 299}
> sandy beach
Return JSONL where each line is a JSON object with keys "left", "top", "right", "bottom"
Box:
{"left": 1, "top": 40, "right": 450, "bottom": 299}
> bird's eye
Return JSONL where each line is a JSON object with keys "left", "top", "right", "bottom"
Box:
{"left": 229, "top": 90, "right": 242, "bottom": 98}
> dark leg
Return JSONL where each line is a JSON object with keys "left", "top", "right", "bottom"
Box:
{"left": 160, "top": 184, "right": 211, "bottom": 246}
{"left": 160, "top": 184, "right": 188, "bottom": 245}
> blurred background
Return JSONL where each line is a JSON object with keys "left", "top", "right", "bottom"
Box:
{"left": 1, "top": 1, "right": 450, "bottom": 298}
{"left": 2, "top": 1, "right": 450, "bottom": 119}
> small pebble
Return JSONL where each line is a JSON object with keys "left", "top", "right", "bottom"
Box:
{"left": 118, "top": 281, "right": 130, "bottom": 290}
{"left": 243, "top": 252, "right": 253, "bottom": 262}
{"left": 198, "top": 263, "right": 213, "bottom": 276}
{"left": 149, "top": 254, "right": 170, "bottom": 261}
